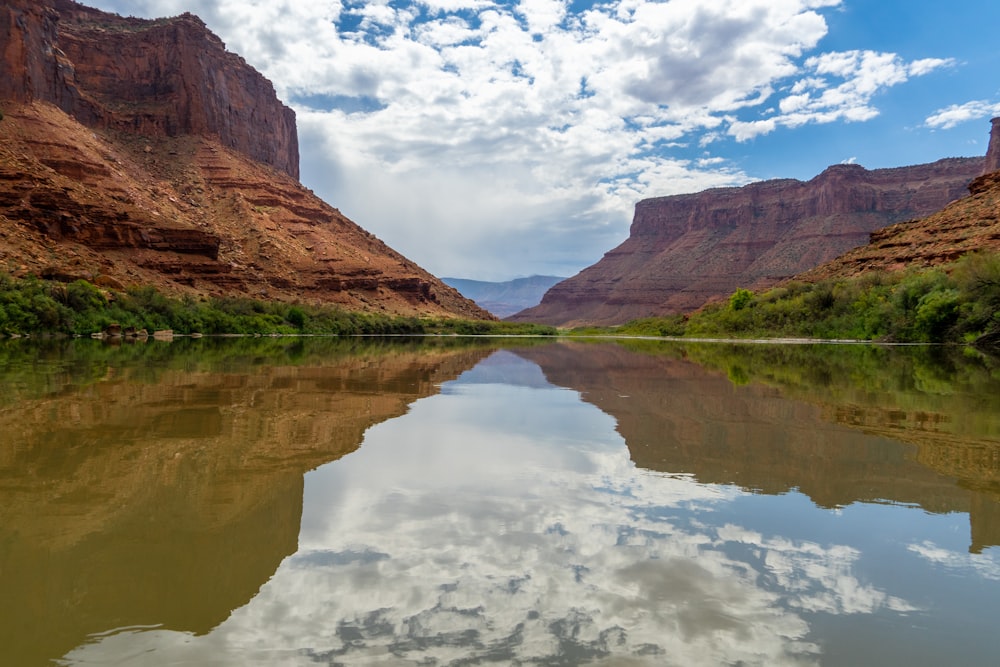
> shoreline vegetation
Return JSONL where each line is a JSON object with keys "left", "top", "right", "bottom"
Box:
{"left": 0, "top": 249, "right": 997, "bottom": 347}
{"left": 570, "top": 250, "right": 1000, "bottom": 349}
{"left": 0, "top": 274, "right": 556, "bottom": 338}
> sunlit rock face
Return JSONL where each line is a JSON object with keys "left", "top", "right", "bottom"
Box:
{"left": 0, "top": 0, "right": 298, "bottom": 178}
{"left": 0, "top": 0, "right": 491, "bottom": 318}
{"left": 511, "top": 158, "right": 983, "bottom": 327}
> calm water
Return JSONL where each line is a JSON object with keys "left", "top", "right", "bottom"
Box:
{"left": 2, "top": 337, "right": 999, "bottom": 666}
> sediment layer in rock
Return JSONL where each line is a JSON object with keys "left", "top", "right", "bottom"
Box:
{"left": 511, "top": 157, "right": 983, "bottom": 327}
{"left": 0, "top": 0, "right": 491, "bottom": 319}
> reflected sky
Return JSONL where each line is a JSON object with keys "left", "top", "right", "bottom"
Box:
{"left": 60, "top": 349, "right": 1000, "bottom": 666}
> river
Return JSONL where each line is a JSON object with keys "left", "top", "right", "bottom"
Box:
{"left": 1, "top": 336, "right": 998, "bottom": 666}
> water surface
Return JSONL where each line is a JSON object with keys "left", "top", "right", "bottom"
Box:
{"left": 1, "top": 338, "right": 998, "bottom": 666}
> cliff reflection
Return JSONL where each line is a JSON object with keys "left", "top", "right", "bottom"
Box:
{"left": 0, "top": 337, "right": 496, "bottom": 666}
{"left": 60, "top": 348, "right": 1000, "bottom": 666}
{"left": 515, "top": 341, "right": 1000, "bottom": 552}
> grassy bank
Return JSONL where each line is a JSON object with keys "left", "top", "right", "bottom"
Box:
{"left": 576, "top": 251, "right": 1000, "bottom": 346}
{"left": 0, "top": 274, "right": 556, "bottom": 337}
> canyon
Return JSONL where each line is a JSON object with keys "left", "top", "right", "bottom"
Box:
{"left": 443, "top": 275, "right": 565, "bottom": 317}
{"left": 510, "top": 156, "right": 987, "bottom": 327}
{"left": 0, "top": 0, "right": 490, "bottom": 320}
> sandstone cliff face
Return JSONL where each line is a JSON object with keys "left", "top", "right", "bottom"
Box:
{"left": 0, "top": 103, "right": 490, "bottom": 318}
{"left": 511, "top": 157, "right": 983, "bottom": 327}
{"left": 0, "top": 1, "right": 491, "bottom": 319}
{"left": 795, "top": 168, "right": 1000, "bottom": 282}
{"left": 790, "top": 117, "right": 1000, "bottom": 282}
{"left": 1, "top": 0, "right": 298, "bottom": 179}
{"left": 984, "top": 118, "right": 1000, "bottom": 175}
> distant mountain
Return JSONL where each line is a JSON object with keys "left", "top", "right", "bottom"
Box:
{"left": 443, "top": 276, "right": 565, "bottom": 317}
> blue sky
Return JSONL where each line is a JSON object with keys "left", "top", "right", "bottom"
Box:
{"left": 87, "top": 0, "right": 1000, "bottom": 281}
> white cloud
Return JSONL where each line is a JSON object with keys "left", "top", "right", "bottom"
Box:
{"left": 728, "top": 50, "right": 954, "bottom": 141}
{"left": 908, "top": 541, "right": 1000, "bottom": 581}
{"left": 926, "top": 100, "right": 1000, "bottom": 130}
{"left": 84, "top": 0, "right": 955, "bottom": 280}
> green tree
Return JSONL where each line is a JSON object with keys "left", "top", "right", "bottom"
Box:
{"left": 729, "top": 288, "right": 754, "bottom": 311}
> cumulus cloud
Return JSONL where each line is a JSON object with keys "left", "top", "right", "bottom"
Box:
{"left": 729, "top": 51, "right": 954, "bottom": 141}
{"left": 908, "top": 541, "right": 1000, "bottom": 580}
{"left": 926, "top": 100, "right": 1000, "bottom": 130}
{"left": 86, "top": 0, "right": 953, "bottom": 279}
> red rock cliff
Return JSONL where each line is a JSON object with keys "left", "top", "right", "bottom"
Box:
{"left": 0, "top": 0, "right": 298, "bottom": 179}
{"left": 511, "top": 157, "right": 983, "bottom": 327}
{"left": 984, "top": 118, "right": 1000, "bottom": 175}
{"left": 0, "top": 1, "right": 491, "bottom": 319}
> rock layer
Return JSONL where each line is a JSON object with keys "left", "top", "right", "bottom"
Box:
{"left": 985, "top": 118, "right": 1000, "bottom": 175}
{"left": 1, "top": 0, "right": 298, "bottom": 179}
{"left": 511, "top": 157, "right": 983, "bottom": 327}
{"left": 795, "top": 169, "right": 1000, "bottom": 282}
{"left": 0, "top": 0, "right": 491, "bottom": 319}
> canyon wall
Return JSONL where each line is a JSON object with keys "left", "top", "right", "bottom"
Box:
{"left": 984, "top": 118, "right": 1000, "bottom": 175}
{"left": 0, "top": 0, "right": 298, "bottom": 179}
{"left": 511, "top": 157, "right": 984, "bottom": 327}
{"left": 0, "top": 0, "right": 491, "bottom": 319}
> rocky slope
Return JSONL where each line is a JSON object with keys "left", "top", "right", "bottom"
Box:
{"left": 0, "top": 0, "right": 490, "bottom": 319}
{"left": 511, "top": 156, "right": 984, "bottom": 327}
{"left": 796, "top": 153, "right": 1000, "bottom": 281}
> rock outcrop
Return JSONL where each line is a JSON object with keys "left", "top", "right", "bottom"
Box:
{"left": 984, "top": 118, "right": 1000, "bottom": 175}
{"left": 1, "top": 0, "right": 298, "bottom": 179}
{"left": 792, "top": 117, "right": 1000, "bottom": 282}
{"left": 511, "top": 157, "right": 983, "bottom": 327}
{"left": 794, "top": 168, "right": 1000, "bottom": 282}
{"left": 0, "top": 0, "right": 491, "bottom": 319}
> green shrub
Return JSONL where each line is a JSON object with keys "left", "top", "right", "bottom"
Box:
{"left": 729, "top": 288, "right": 754, "bottom": 311}
{"left": 914, "top": 288, "right": 960, "bottom": 341}
{"left": 614, "top": 250, "right": 1000, "bottom": 343}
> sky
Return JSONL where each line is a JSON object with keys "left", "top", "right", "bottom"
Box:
{"left": 85, "top": 0, "right": 1000, "bottom": 281}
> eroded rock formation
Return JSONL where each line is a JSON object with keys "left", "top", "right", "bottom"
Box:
{"left": 794, "top": 120, "right": 1000, "bottom": 282}
{"left": 1, "top": 0, "right": 298, "bottom": 178}
{"left": 984, "top": 117, "right": 1000, "bottom": 175}
{"left": 0, "top": 0, "right": 491, "bottom": 319}
{"left": 511, "top": 157, "right": 983, "bottom": 327}
{"left": 794, "top": 168, "right": 1000, "bottom": 282}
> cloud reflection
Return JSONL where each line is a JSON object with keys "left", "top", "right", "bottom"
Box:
{"left": 62, "top": 352, "right": 914, "bottom": 666}
{"left": 908, "top": 541, "right": 1000, "bottom": 582}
